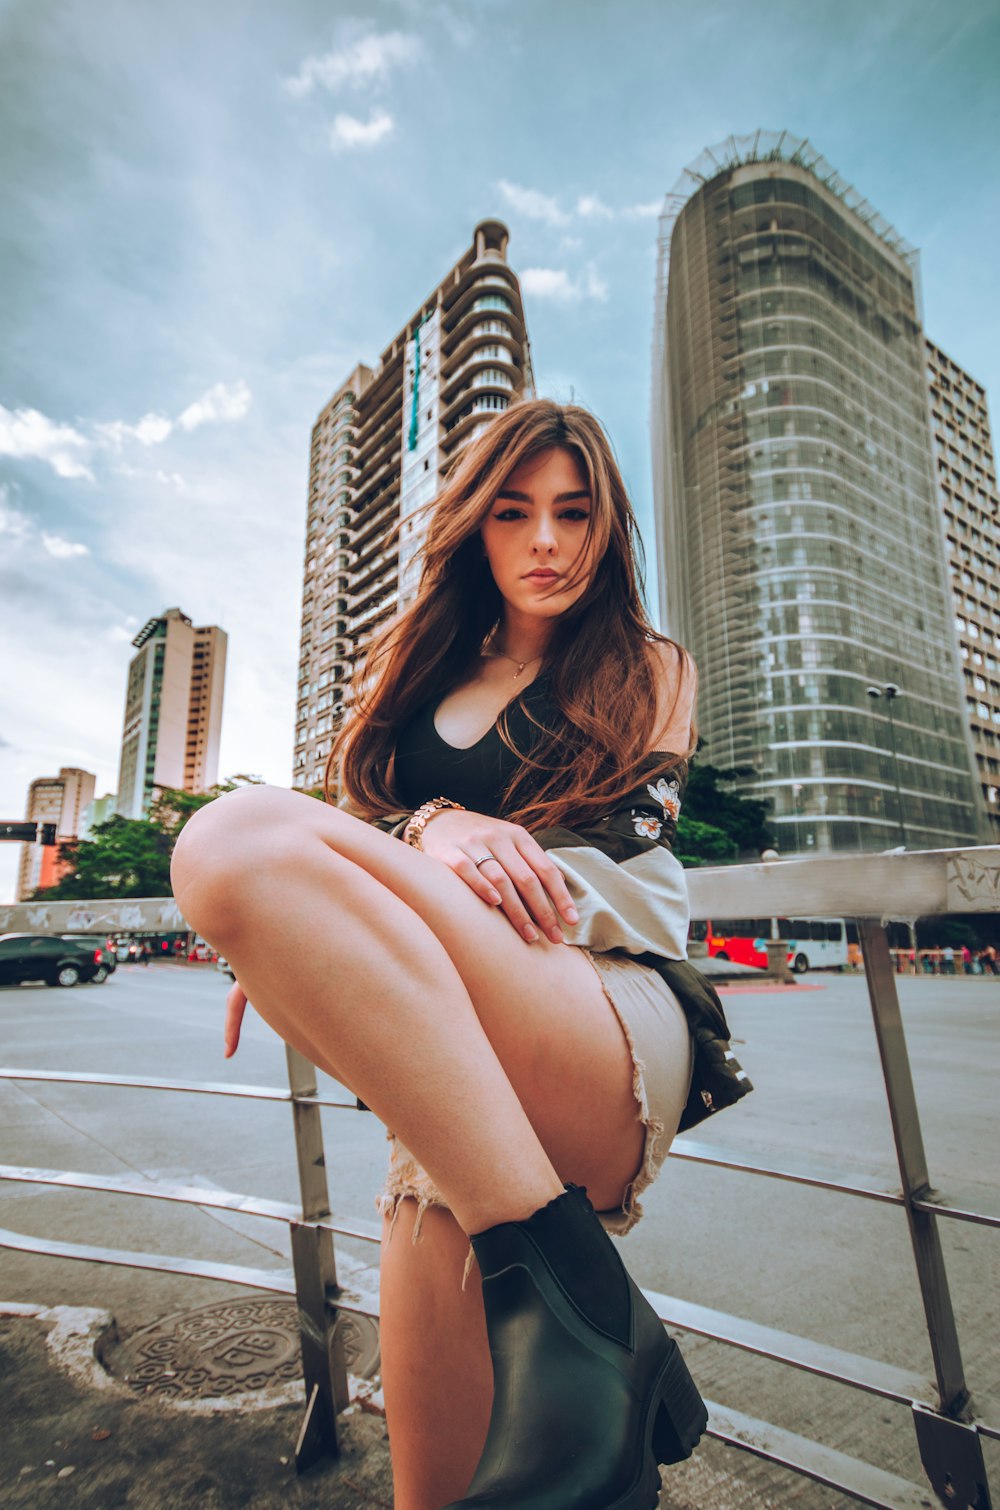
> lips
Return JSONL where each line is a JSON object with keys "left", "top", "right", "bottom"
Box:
{"left": 525, "top": 571, "right": 559, "bottom": 580}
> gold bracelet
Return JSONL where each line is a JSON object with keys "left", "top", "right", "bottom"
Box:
{"left": 403, "top": 797, "right": 466, "bottom": 850}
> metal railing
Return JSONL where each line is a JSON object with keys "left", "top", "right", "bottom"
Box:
{"left": 1, "top": 845, "right": 998, "bottom": 1504}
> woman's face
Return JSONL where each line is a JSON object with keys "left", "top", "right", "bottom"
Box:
{"left": 480, "top": 446, "right": 599, "bottom": 626}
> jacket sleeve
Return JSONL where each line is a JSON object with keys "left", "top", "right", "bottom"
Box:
{"left": 531, "top": 758, "right": 690, "bottom": 961}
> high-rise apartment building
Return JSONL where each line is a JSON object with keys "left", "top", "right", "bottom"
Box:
{"left": 117, "top": 607, "right": 227, "bottom": 819}
{"left": 294, "top": 220, "right": 534, "bottom": 791}
{"left": 926, "top": 339, "right": 1000, "bottom": 839}
{"left": 16, "top": 766, "right": 96, "bottom": 900}
{"left": 652, "top": 130, "right": 981, "bottom": 855}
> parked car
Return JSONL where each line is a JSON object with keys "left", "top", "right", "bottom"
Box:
{"left": 61, "top": 934, "right": 117, "bottom": 983}
{"left": 216, "top": 955, "right": 236, "bottom": 981}
{"left": 188, "top": 942, "right": 215, "bottom": 962}
{"left": 0, "top": 933, "right": 108, "bottom": 988}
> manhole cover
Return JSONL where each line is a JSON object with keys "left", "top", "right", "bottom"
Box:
{"left": 107, "top": 1297, "right": 380, "bottom": 1400}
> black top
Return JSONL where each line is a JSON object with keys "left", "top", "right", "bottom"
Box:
{"left": 393, "top": 668, "right": 554, "bottom": 815}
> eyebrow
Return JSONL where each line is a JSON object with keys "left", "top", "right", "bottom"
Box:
{"left": 495, "top": 489, "right": 592, "bottom": 503}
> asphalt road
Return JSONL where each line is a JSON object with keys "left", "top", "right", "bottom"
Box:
{"left": 2, "top": 960, "right": 998, "bottom": 1506}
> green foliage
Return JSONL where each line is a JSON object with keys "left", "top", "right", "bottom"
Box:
{"left": 673, "top": 816, "right": 738, "bottom": 868}
{"left": 30, "top": 815, "right": 173, "bottom": 899}
{"left": 676, "top": 745, "right": 775, "bottom": 867}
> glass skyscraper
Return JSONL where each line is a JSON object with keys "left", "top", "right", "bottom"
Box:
{"left": 652, "top": 131, "right": 982, "bottom": 854}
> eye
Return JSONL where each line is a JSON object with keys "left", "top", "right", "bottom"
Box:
{"left": 561, "top": 509, "right": 590, "bottom": 521}
{"left": 493, "top": 508, "right": 525, "bottom": 521}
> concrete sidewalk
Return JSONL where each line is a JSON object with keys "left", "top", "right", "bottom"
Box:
{"left": 1, "top": 1302, "right": 782, "bottom": 1510}
{"left": 2, "top": 1304, "right": 394, "bottom": 1509}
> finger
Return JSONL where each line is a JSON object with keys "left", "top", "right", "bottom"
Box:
{"left": 224, "top": 984, "right": 248, "bottom": 1058}
{"left": 486, "top": 842, "right": 565, "bottom": 943}
{"left": 452, "top": 850, "right": 505, "bottom": 908}
{"left": 515, "top": 836, "right": 580, "bottom": 925}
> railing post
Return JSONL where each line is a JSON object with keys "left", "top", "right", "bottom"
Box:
{"left": 858, "top": 920, "right": 969, "bottom": 1414}
{"left": 856, "top": 921, "right": 993, "bottom": 1508}
{"left": 285, "top": 1044, "right": 350, "bottom": 1472}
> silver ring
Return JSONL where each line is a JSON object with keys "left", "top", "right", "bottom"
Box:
{"left": 474, "top": 855, "right": 496, "bottom": 868}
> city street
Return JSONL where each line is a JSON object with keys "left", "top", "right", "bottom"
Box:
{"left": 2, "top": 960, "right": 998, "bottom": 1505}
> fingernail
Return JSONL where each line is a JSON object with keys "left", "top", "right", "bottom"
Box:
{"left": 524, "top": 924, "right": 538, "bottom": 942}
{"left": 566, "top": 906, "right": 579, "bottom": 923}
{"left": 550, "top": 927, "right": 566, "bottom": 944}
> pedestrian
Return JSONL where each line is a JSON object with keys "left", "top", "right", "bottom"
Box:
{"left": 140, "top": 941, "right": 150, "bottom": 967}
{"left": 986, "top": 944, "right": 998, "bottom": 976}
{"left": 942, "top": 945, "right": 956, "bottom": 975}
{"left": 170, "top": 399, "right": 753, "bottom": 1508}
{"left": 961, "top": 944, "right": 973, "bottom": 975}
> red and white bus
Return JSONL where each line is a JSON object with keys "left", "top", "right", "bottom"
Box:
{"left": 689, "top": 916, "right": 849, "bottom": 973}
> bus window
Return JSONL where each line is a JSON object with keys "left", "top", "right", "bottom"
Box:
{"left": 689, "top": 921, "right": 708, "bottom": 942}
{"left": 826, "top": 921, "right": 843, "bottom": 941}
{"left": 809, "top": 920, "right": 828, "bottom": 941}
{"left": 791, "top": 920, "right": 811, "bottom": 937}
{"left": 776, "top": 918, "right": 793, "bottom": 939}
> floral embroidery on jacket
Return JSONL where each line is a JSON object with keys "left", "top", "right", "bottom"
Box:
{"left": 646, "top": 775, "right": 682, "bottom": 824}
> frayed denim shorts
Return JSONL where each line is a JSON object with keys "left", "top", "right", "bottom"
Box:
{"left": 375, "top": 946, "right": 694, "bottom": 1287}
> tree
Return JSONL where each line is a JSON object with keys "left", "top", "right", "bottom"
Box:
{"left": 31, "top": 815, "right": 174, "bottom": 899}
{"left": 675, "top": 745, "right": 775, "bottom": 867}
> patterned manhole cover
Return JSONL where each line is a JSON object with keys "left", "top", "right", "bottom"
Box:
{"left": 107, "top": 1297, "right": 380, "bottom": 1400}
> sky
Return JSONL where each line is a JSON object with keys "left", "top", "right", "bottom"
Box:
{"left": 2, "top": 0, "right": 999, "bottom": 902}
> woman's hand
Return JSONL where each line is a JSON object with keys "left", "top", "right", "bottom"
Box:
{"left": 416, "top": 808, "right": 579, "bottom": 944}
{"left": 224, "top": 980, "right": 248, "bottom": 1058}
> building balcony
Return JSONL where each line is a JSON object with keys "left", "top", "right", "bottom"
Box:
{"left": 352, "top": 493, "right": 398, "bottom": 558}
{"left": 347, "top": 591, "right": 398, "bottom": 637}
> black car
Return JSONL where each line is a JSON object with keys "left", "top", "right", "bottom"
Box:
{"left": 60, "top": 935, "right": 118, "bottom": 983}
{"left": 0, "top": 933, "right": 108, "bottom": 988}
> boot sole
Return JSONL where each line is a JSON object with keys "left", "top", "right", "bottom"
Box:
{"left": 607, "top": 1339, "right": 709, "bottom": 1510}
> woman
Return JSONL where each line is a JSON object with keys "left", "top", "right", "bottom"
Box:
{"left": 171, "top": 399, "right": 750, "bottom": 1509}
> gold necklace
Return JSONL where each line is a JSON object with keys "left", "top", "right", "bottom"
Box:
{"left": 484, "top": 640, "right": 542, "bottom": 679}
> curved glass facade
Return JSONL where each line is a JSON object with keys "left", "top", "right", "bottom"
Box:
{"left": 652, "top": 136, "right": 981, "bottom": 853}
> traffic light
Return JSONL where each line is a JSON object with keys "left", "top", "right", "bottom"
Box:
{"left": 0, "top": 821, "right": 38, "bottom": 842}
{"left": 40, "top": 823, "right": 58, "bottom": 846}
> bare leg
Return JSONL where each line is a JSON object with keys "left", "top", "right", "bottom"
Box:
{"left": 171, "top": 793, "right": 565, "bottom": 1234}
{"left": 379, "top": 1202, "right": 493, "bottom": 1510}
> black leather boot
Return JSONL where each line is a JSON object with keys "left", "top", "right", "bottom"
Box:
{"left": 444, "top": 1183, "right": 707, "bottom": 1509}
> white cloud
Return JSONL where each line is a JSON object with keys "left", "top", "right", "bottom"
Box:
{"left": 521, "top": 264, "right": 609, "bottom": 304}
{"left": 94, "top": 412, "right": 174, "bottom": 451}
{"left": 577, "top": 193, "right": 615, "bottom": 221}
{"left": 0, "top": 404, "right": 94, "bottom": 480}
{"left": 328, "top": 110, "right": 394, "bottom": 151}
{"left": 498, "top": 183, "right": 663, "bottom": 228}
{"left": 497, "top": 180, "right": 569, "bottom": 226}
{"left": 42, "top": 532, "right": 90, "bottom": 559}
{"left": 284, "top": 30, "right": 420, "bottom": 98}
{"left": 177, "top": 379, "right": 252, "bottom": 431}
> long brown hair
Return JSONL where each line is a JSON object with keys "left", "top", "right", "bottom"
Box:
{"left": 326, "top": 398, "right": 696, "bottom": 831}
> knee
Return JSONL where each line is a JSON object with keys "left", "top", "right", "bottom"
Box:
{"left": 170, "top": 785, "right": 301, "bottom": 943}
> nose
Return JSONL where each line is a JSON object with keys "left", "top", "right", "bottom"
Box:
{"left": 530, "top": 511, "right": 559, "bottom": 554}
